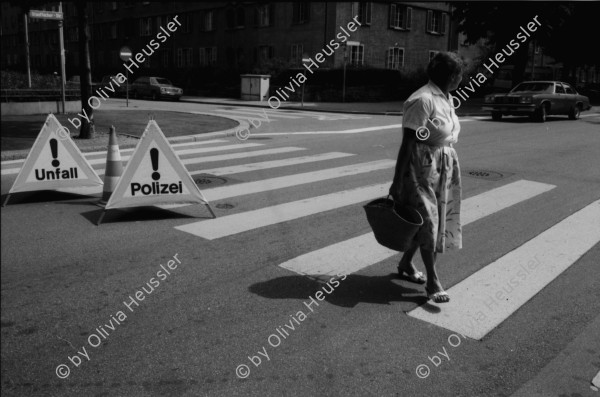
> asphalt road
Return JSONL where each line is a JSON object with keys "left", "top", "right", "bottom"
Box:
{"left": 1, "top": 98, "right": 599, "bottom": 397}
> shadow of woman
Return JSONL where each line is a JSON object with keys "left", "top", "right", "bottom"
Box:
{"left": 248, "top": 273, "right": 433, "bottom": 310}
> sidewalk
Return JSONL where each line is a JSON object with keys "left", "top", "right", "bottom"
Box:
{"left": 180, "top": 95, "right": 491, "bottom": 116}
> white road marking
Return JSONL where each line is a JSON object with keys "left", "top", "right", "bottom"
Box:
{"left": 93, "top": 147, "right": 308, "bottom": 176}
{"left": 201, "top": 159, "right": 395, "bottom": 201}
{"left": 409, "top": 199, "right": 600, "bottom": 340}
{"left": 278, "top": 180, "right": 556, "bottom": 277}
{"left": 1, "top": 142, "right": 265, "bottom": 175}
{"left": 175, "top": 183, "right": 389, "bottom": 239}
{"left": 195, "top": 152, "right": 354, "bottom": 176}
{"left": 251, "top": 124, "right": 404, "bottom": 136}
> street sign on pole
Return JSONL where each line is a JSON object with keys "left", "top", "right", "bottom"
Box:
{"left": 119, "top": 46, "right": 132, "bottom": 62}
{"left": 120, "top": 47, "right": 132, "bottom": 107}
{"left": 29, "top": 10, "right": 63, "bottom": 20}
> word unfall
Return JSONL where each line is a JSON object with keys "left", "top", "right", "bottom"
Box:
{"left": 451, "top": 15, "right": 542, "bottom": 109}
{"left": 35, "top": 139, "right": 80, "bottom": 181}
{"left": 267, "top": 15, "right": 361, "bottom": 109}
{"left": 235, "top": 274, "right": 347, "bottom": 379}
{"left": 235, "top": 109, "right": 272, "bottom": 141}
{"left": 54, "top": 254, "right": 182, "bottom": 379}
{"left": 68, "top": 15, "right": 181, "bottom": 130}
{"left": 415, "top": 332, "right": 467, "bottom": 379}
{"left": 130, "top": 148, "right": 182, "bottom": 196}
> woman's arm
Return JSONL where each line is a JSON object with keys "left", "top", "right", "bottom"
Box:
{"left": 389, "top": 128, "right": 416, "bottom": 200}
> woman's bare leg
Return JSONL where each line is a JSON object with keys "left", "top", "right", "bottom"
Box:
{"left": 421, "top": 247, "right": 449, "bottom": 302}
{"left": 398, "top": 240, "right": 419, "bottom": 274}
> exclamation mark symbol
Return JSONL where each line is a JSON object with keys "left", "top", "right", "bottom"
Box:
{"left": 150, "top": 148, "right": 160, "bottom": 180}
{"left": 50, "top": 139, "right": 60, "bottom": 167}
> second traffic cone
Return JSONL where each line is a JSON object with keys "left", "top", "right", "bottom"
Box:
{"left": 99, "top": 126, "right": 124, "bottom": 205}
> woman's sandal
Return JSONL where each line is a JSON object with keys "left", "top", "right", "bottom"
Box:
{"left": 398, "top": 269, "right": 427, "bottom": 284}
{"left": 425, "top": 286, "right": 450, "bottom": 303}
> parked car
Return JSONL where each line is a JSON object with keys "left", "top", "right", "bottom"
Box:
{"left": 130, "top": 76, "right": 183, "bottom": 100}
{"left": 483, "top": 81, "right": 591, "bottom": 122}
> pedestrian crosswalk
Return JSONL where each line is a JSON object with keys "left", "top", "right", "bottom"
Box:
{"left": 205, "top": 106, "right": 371, "bottom": 122}
{"left": 3, "top": 137, "right": 598, "bottom": 343}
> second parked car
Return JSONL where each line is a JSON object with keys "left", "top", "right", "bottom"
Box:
{"left": 483, "top": 81, "right": 591, "bottom": 122}
{"left": 130, "top": 77, "right": 183, "bottom": 101}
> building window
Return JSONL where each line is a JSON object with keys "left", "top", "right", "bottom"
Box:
{"left": 258, "top": 45, "right": 274, "bottom": 61}
{"left": 256, "top": 4, "right": 274, "bottom": 27}
{"left": 429, "top": 50, "right": 438, "bottom": 62}
{"left": 227, "top": 7, "right": 245, "bottom": 29}
{"left": 349, "top": 44, "right": 364, "bottom": 66}
{"left": 426, "top": 10, "right": 446, "bottom": 35}
{"left": 176, "top": 48, "right": 184, "bottom": 67}
{"left": 139, "top": 17, "right": 152, "bottom": 36}
{"left": 354, "top": 2, "right": 372, "bottom": 25}
{"left": 292, "top": 2, "right": 310, "bottom": 24}
{"left": 290, "top": 43, "right": 303, "bottom": 64}
{"left": 389, "top": 4, "right": 411, "bottom": 30}
{"left": 199, "top": 47, "right": 217, "bottom": 66}
{"left": 111, "top": 2, "right": 117, "bottom": 11}
{"left": 182, "top": 13, "right": 192, "bottom": 33}
{"left": 162, "top": 50, "right": 170, "bottom": 67}
{"left": 387, "top": 47, "right": 404, "bottom": 69}
{"left": 184, "top": 48, "right": 193, "bottom": 66}
{"left": 110, "top": 23, "right": 117, "bottom": 39}
{"left": 202, "top": 11, "right": 214, "bottom": 31}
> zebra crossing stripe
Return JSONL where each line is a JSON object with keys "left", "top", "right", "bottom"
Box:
{"left": 409, "top": 199, "right": 600, "bottom": 340}
{"left": 1, "top": 142, "right": 265, "bottom": 175}
{"left": 212, "top": 109, "right": 302, "bottom": 119}
{"left": 201, "top": 159, "right": 395, "bottom": 201}
{"left": 94, "top": 147, "right": 308, "bottom": 176}
{"left": 175, "top": 183, "right": 389, "bottom": 239}
{"left": 251, "top": 124, "right": 403, "bottom": 136}
{"left": 197, "top": 152, "right": 354, "bottom": 176}
{"left": 278, "top": 180, "right": 556, "bottom": 277}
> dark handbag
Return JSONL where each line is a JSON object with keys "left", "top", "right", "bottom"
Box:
{"left": 363, "top": 195, "right": 423, "bottom": 252}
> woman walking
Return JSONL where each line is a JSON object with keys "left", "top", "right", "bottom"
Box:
{"left": 390, "top": 52, "right": 463, "bottom": 303}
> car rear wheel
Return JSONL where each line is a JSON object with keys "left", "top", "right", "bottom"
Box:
{"left": 534, "top": 104, "right": 548, "bottom": 122}
{"left": 491, "top": 111, "right": 502, "bottom": 121}
{"left": 568, "top": 104, "right": 581, "bottom": 120}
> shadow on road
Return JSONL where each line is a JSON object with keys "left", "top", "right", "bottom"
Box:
{"left": 249, "top": 273, "right": 431, "bottom": 309}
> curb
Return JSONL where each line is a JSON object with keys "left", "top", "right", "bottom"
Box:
{"left": 0, "top": 113, "right": 247, "bottom": 162}
{"left": 178, "top": 98, "right": 490, "bottom": 117}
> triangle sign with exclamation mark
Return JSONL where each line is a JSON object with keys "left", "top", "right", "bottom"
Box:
{"left": 9, "top": 113, "right": 103, "bottom": 194}
{"left": 104, "top": 120, "right": 210, "bottom": 209}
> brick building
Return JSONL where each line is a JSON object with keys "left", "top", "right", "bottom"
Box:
{"left": 2, "top": 2, "right": 455, "bottom": 83}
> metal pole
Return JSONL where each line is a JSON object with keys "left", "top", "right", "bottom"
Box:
{"left": 58, "top": 2, "right": 66, "bottom": 114}
{"left": 301, "top": 73, "right": 305, "bottom": 107}
{"left": 126, "top": 69, "right": 129, "bottom": 107}
{"left": 24, "top": 14, "right": 31, "bottom": 88}
{"left": 342, "top": 46, "right": 347, "bottom": 103}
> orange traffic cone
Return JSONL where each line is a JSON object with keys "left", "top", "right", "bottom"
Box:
{"left": 99, "top": 126, "right": 124, "bottom": 205}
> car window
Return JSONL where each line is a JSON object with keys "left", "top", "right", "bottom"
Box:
{"left": 155, "top": 78, "right": 172, "bottom": 85}
{"left": 511, "top": 82, "right": 553, "bottom": 93}
{"left": 555, "top": 84, "right": 565, "bottom": 94}
{"left": 564, "top": 84, "right": 575, "bottom": 94}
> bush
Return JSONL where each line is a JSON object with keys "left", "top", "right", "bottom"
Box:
{"left": 1, "top": 70, "right": 63, "bottom": 89}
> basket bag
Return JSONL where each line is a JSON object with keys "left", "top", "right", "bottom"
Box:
{"left": 363, "top": 195, "right": 423, "bottom": 252}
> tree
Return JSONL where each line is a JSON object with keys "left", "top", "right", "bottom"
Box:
{"left": 75, "top": 1, "right": 94, "bottom": 139}
{"left": 452, "top": 2, "right": 581, "bottom": 85}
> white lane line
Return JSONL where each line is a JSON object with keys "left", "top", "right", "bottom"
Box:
{"left": 202, "top": 159, "right": 395, "bottom": 201}
{"left": 251, "top": 124, "right": 403, "bottom": 136}
{"left": 0, "top": 139, "right": 229, "bottom": 168}
{"left": 93, "top": 147, "right": 308, "bottom": 176}
{"left": 176, "top": 183, "right": 389, "bottom": 239}
{"left": 409, "top": 199, "right": 600, "bottom": 340}
{"left": 213, "top": 109, "right": 302, "bottom": 119}
{"left": 279, "top": 180, "right": 556, "bottom": 277}
{"left": 195, "top": 152, "right": 355, "bottom": 176}
{"left": 1, "top": 142, "right": 265, "bottom": 175}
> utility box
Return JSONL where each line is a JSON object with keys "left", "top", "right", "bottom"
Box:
{"left": 240, "top": 74, "right": 270, "bottom": 101}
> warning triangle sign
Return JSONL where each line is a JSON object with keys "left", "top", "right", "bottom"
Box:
{"left": 105, "top": 120, "right": 209, "bottom": 209}
{"left": 9, "top": 114, "right": 103, "bottom": 194}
